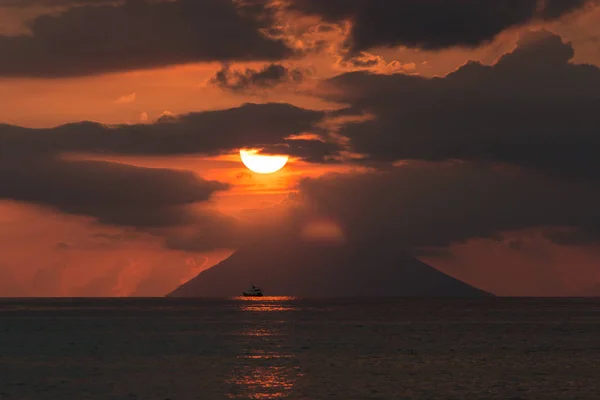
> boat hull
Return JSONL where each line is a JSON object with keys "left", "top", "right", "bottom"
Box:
{"left": 242, "top": 293, "right": 263, "bottom": 297}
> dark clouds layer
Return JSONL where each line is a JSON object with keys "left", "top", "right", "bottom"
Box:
{"left": 0, "top": 103, "right": 331, "bottom": 160}
{"left": 165, "top": 160, "right": 600, "bottom": 253}
{"left": 157, "top": 32, "right": 600, "bottom": 252}
{"left": 2, "top": 9, "right": 599, "bottom": 257}
{"left": 298, "top": 162, "right": 600, "bottom": 252}
{"left": 0, "top": 102, "right": 332, "bottom": 232}
{"left": 0, "top": 156, "right": 228, "bottom": 227}
{"left": 322, "top": 31, "right": 600, "bottom": 180}
{"left": 543, "top": 227, "right": 600, "bottom": 246}
{"left": 0, "top": 0, "right": 591, "bottom": 77}
{"left": 0, "top": 0, "right": 112, "bottom": 6}
{"left": 0, "top": 0, "right": 292, "bottom": 77}
{"left": 210, "top": 63, "right": 307, "bottom": 92}
{"left": 287, "top": 0, "right": 591, "bottom": 53}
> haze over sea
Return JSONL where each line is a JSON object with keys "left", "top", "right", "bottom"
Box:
{"left": 1, "top": 298, "right": 599, "bottom": 399}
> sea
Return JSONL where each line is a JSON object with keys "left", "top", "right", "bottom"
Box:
{"left": 0, "top": 297, "right": 599, "bottom": 399}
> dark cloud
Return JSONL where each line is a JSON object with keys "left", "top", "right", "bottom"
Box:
{"left": 0, "top": 0, "right": 292, "bottom": 77}
{"left": 0, "top": 0, "right": 114, "bottom": 7}
{"left": 210, "top": 63, "right": 307, "bottom": 92}
{"left": 165, "top": 194, "right": 303, "bottom": 252}
{"left": 321, "top": 31, "right": 600, "bottom": 180}
{"left": 259, "top": 139, "right": 342, "bottom": 164}
{"left": 296, "top": 161, "right": 600, "bottom": 252}
{"left": 0, "top": 103, "right": 332, "bottom": 161}
{"left": 344, "top": 55, "right": 381, "bottom": 68}
{"left": 0, "top": 156, "right": 228, "bottom": 227}
{"left": 287, "top": 0, "right": 591, "bottom": 53}
{"left": 164, "top": 210, "right": 243, "bottom": 252}
{"left": 543, "top": 227, "right": 600, "bottom": 246}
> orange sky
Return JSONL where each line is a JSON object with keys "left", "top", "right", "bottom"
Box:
{"left": 1, "top": 1, "right": 600, "bottom": 297}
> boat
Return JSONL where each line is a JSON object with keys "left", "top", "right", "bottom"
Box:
{"left": 242, "top": 285, "right": 263, "bottom": 297}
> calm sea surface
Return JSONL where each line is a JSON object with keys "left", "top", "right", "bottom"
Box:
{"left": 0, "top": 297, "right": 599, "bottom": 399}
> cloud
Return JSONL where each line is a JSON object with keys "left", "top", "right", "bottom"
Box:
{"left": 210, "top": 63, "right": 308, "bottom": 92}
{"left": 336, "top": 52, "right": 415, "bottom": 73}
{"left": 286, "top": 0, "right": 591, "bottom": 54}
{"left": 0, "top": 156, "right": 228, "bottom": 227}
{"left": 164, "top": 210, "right": 243, "bottom": 252}
{"left": 543, "top": 227, "right": 600, "bottom": 245}
{"left": 320, "top": 31, "right": 600, "bottom": 180}
{"left": 0, "top": 0, "right": 293, "bottom": 77}
{"left": 114, "top": 92, "right": 136, "bottom": 104}
{"left": 0, "top": 103, "right": 332, "bottom": 161}
{"left": 164, "top": 195, "right": 304, "bottom": 252}
{"left": 296, "top": 161, "right": 600, "bottom": 252}
{"left": 0, "top": 0, "right": 114, "bottom": 7}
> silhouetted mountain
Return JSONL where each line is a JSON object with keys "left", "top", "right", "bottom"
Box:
{"left": 168, "top": 237, "right": 492, "bottom": 297}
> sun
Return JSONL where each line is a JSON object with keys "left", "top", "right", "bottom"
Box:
{"left": 239, "top": 149, "right": 289, "bottom": 174}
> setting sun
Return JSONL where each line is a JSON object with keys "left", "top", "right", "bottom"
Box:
{"left": 239, "top": 149, "right": 289, "bottom": 174}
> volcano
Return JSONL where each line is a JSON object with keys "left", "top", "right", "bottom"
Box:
{"left": 168, "top": 236, "right": 491, "bottom": 297}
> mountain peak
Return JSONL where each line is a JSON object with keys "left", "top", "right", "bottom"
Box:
{"left": 168, "top": 238, "right": 492, "bottom": 297}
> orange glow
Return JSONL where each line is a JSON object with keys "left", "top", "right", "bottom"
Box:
{"left": 300, "top": 219, "right": 345, "bottom": 244}
{"left": 3, "top": 2, "right": 600, "bottom": 300}
{"left": 227, "top": 365, "right": 298, "bottom": 399}
{"left": 235, "top": 297, "right": 298, "bottom": 312}
{"left": 61, "top": 152, "right": 359, "bottom": 216}
{"left": 0, "top": 201, "right": 231, "bottom": 297}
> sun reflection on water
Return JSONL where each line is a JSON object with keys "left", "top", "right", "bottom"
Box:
{"left": 226, "top": 297, "right": 301, "bottom": 399}
{"left": 231, "top": 297, "right": 298, "bottom": 313}
{"left": 227, "top": 366, "right": 298, "bottom": 399}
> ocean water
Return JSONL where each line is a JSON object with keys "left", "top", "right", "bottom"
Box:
{"left": 0, "top": 298, "right": 599, "bottom": 399}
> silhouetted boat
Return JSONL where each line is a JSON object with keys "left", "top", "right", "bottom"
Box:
{"left": 242, "top": 285, "right": 263, "bottom": 297}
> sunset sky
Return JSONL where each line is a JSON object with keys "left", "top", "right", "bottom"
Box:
{"left": 1, "top": 0, "right": 600, "bottom": 297}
